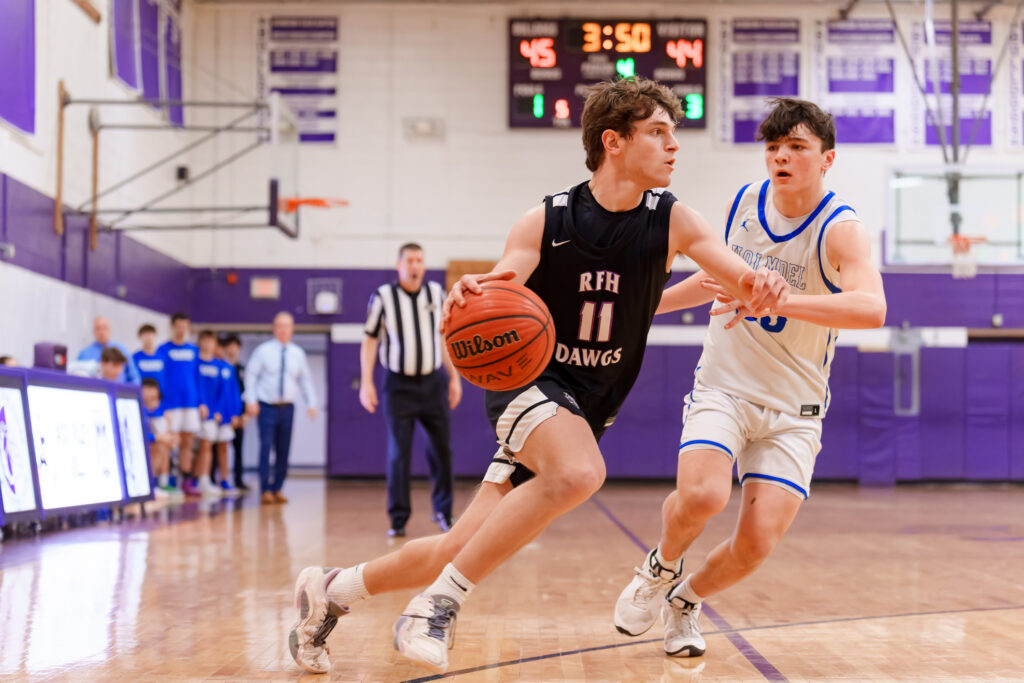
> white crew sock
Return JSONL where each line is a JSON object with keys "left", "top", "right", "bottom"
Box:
{"left": 157, "top": 474, "right": 169, "bottom": 488}
{"left": 198, "top": 474, "right": 212, "bottom": 487}
{"left": 425, "top": 563, "right": 474, "bottom": 606}
{"left": 326, "top": 563, "right": 370, "bottom": 606}
{"left": 676, "top": 574, "right": 705, "bottom": 604}
{"left": 654, "top": 546, "right": 682, "bottom": 574}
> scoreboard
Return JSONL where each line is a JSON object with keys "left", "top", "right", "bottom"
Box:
{"left": 509, "top": 18, "right": 707, "bottom": 129}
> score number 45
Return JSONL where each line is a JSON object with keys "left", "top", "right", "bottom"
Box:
{"left": 520, "top": 38, "right": 556, "bottom": 68}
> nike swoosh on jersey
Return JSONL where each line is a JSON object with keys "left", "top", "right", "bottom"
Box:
{"left": 551, "top": 239, "right": 571, "bottom": 247}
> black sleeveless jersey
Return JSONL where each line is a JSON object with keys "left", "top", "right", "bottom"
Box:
{"left": 486, "top": 180, "right": 675, "bottom": 435}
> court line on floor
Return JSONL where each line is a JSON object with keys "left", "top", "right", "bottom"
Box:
{"left": 590, "top": 496, "right": 787, "bottom": 682}
{"left": 400, "top": 602, "right": 1024, "bottom": 682}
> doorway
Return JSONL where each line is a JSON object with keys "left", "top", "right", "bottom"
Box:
{"left": 235, "top": 332, "right": 328, "bottom": 472}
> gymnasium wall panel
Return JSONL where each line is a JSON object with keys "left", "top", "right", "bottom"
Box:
{"left": 964, "top": 346, "right": 1012, "bottom": 480}
{"left": 1010, "top": 347, "right": 1024, "bottom": 480}
{"left": 882, "top": 274, "right": 1001, "bottom": 328}
{"left": 857, "top": 352, "right": 899, "bottom": 485}
{"left": 62, "top": 213, "right": 89, "bottom": 290}
{"left": 84, "top": 229, "right": 120, "bottom": 298}
{"left": 3, "top": 175, "right": 64, "bottom": 282}
{"left": 600, "top": 346, "right": 702, "bottom": 479}
{"left": 816, "top": 347, "right": 860, "bottom": 480}
{"left": 918, "top": 349, "right": 967, "bottom": 479}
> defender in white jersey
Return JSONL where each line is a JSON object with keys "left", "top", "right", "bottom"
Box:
{"left": 614, "top": 98, "right": 887, "bottom": 658}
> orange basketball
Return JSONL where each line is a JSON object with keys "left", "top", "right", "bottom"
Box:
{"left": 445, "top": 280, "right": 556, "bottom": 391}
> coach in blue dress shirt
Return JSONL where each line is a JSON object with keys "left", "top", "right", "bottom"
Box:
{"left": 77, "top": 316, "right": 140, "bottom": 384}
{"left": 244, "top": 312, "right": 318, "bottom": 505}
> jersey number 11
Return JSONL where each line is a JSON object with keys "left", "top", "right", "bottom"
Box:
{"left": 578, "top": 302, "right": 613, "bottom": 342}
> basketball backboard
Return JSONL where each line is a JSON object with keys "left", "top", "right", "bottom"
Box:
{"left": 886, "top": 167, "right": 1024, "bottom": 271}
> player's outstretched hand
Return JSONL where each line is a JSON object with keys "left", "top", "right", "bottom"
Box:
{"left": 441, "top": 270, "right": 516, "bottom": 333}
{"left": 701, "top": 273, "right": 785, "bottom": 331}
{"left": 701, "top": 279, "right": 750, "bottom": 330}
{"left": 738, "top": 267, "right": 789, "bottom": 316}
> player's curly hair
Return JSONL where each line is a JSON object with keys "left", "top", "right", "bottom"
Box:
{"left": 757, "top": 98, "right": 836, "bottom": 151}
{"left": 581, "top": 77, "right": 682, "bottom": 172}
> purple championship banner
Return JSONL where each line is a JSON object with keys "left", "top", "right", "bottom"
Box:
{"left": 923, "top": 58, "right": 992, "bottom": 95}
{"left": 909, "top": 20, "right": 993, "bottom": 148}
{"left": 110, "top": 0, "right": 138, "bottom": 90}
{"left": 165, "top": 0, "right": 183, "bottom": 126}
{"left": 0, "top": 0, "right": 35, "bottom": 135}
{"left": 110, "top": 0, "right": 184, "bottom": 126}
{"left": 259, "top": 16, "right": 340, "bottom": 144}
{"left": 139, "top": 0, "right": 160, "bottom": 101}
{"left": 827, "top": 57, "right": 894, "bottom": 94}
{"left": 719, "top": 18, "right": 801, "bottom": 145}
{"left": 924, "top": 110, "right": 992, "bottom": 146}
{"left": 813, "top": 19, "right": 897, "bottom": 145}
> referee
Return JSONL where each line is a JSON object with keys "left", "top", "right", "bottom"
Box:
{"left": 360, "top": 242, "right": 462, "bottom": 537}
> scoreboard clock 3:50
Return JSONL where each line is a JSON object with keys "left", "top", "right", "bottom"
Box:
{"left": 509, "top": 17, "right": 707, "bottom": 129}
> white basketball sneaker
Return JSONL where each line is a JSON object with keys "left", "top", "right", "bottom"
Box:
{"left": 199, "top": 479, "right": 223, "bottom": 498}
{"left": 614, "top": 548, "right": 682, "bottom": 636}
{"left": 662, "top": 583, "right": 705, "bottom": 657}
{"left": 393, "top": 593, "right": 460, "bottom": 674}
{"left": 289, "top": 566, "right": 350, "bottom": 674}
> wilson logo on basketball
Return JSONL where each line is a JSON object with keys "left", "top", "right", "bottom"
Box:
{"left": 449, "top": 330, "right": 522, "bottom": 361}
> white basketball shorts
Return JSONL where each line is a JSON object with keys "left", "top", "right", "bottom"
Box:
{"left": 148, "top": 415, "right": 169, "bottom": 437}
{"left": 200, "top": 420, "right": 234, "bottom": 443}
{"left": 165, "top": 407, "right": 201, "bottom": 435}
{"left": 678, "top": 383, "right": 822, "bottom": 499}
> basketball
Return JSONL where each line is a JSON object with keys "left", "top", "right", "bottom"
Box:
{"left": 445, "top": 281, "right": 555, "bottom": 391}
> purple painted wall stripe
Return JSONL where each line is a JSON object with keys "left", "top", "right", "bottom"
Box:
{"left": 0, "top": 174, "right": 191, "bottom": 313}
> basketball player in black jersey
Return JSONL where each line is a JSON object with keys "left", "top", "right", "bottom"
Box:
{"left": 287, "top": 76, "right": 790, "bottom": 676}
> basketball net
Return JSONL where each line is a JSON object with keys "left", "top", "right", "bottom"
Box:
{"left": 948, "top": 235, "right": 984, "bottom": 279}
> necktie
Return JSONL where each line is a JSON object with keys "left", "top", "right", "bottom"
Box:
{"left": 279, "top": 344, "right": 286, "bottom": 401}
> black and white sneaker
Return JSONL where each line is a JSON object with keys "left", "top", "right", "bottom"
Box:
{"left": 393, "top": 593, "right": 460, "bottom": 673}
{"left": 662, "top": 582, "right": 705, "bottom": 657}
{"left": 614, "top": 548, "right": 682, "bottom": 636}
{"left": 288, "top": 566, "right": 351, "bottom": 674}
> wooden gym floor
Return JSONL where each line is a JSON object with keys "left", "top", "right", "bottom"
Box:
{"left": 1, "top": 478, "right": 1023, "bottom": 682}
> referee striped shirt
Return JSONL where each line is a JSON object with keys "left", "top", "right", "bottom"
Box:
{"left": 364, "top": 280, "right": 446, "bottom": 376}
